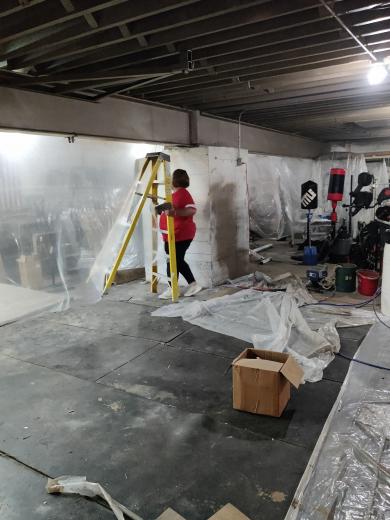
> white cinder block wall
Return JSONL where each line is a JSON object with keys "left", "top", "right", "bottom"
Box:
{"left": 209, "top": 147, "right": 250, "bottom": 284}
{"left": 143, "top": 146, "right": 250, "bottom": 288}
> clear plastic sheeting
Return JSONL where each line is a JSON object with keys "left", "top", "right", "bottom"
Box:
{"left": 247, "top": 153, "right": 370, "bottom": 239}
{"left": 286, "top": 321, "right": 390, "bottom": 520}
{"left": 247, "top": 154, "right": 286, "bottom": 238}
{"left": 0, "top": 131, "right": 159, "bottom": 321}
{"left": 80, "top": 157, "right": 156, "bottom": 302}
{"left": 153, "top": 289, "right": 341, "bottom": 382}
{"left": 301, "top": 304, "right": 376, "bottom": 330}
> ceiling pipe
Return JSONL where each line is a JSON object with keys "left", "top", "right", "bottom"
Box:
{"left": 319, "top": 0, "right": 377, "bottom": 62}
{"left": 237, "top": 110, "right": 247, "bottom": 166}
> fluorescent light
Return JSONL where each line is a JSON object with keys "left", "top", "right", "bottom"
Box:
{"left": 367, "top": 61, "right": 388, "bottom": 85}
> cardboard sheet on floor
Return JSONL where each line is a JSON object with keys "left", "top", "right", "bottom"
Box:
{"left": 208, "top": 504, "right": 252, "bottom": 520}
{"left": 157, "top": 504, "right": 252, "bottom": 520}
{"left": 156, "top": 508, "right": 187, "bottom": 520}
{"left": 0, "top": 283, "right": 62, "bottom": 326}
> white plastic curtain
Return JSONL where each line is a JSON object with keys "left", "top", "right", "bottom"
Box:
{"left": 0, "top": 132, "right": 159, "bottom": 323}
{"left": 247, "top": 153, "right": 374, "bottom": 239}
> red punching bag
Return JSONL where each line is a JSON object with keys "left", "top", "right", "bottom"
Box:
{"left": 327, "top": 168, "right": 346, "bottom": 227}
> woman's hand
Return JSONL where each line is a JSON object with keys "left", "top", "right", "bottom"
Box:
{"left": 164, "top": 207, "right": 196, "bottom": 217}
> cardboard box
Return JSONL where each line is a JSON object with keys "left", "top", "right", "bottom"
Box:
{"left": 232, "top": 348, "right": 303, "bottom": 417}
{"left": 17, "top": 254, "right": 44, "bottom": 290}
{"left": 114, "top": 267, "right": 145, "bottom": 285}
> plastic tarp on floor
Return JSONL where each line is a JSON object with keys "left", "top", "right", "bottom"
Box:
{"left": 286, "top": 321, "right": 390, "bottom": 519}
{"left": 0, "top": 132, "right": 159, "bottom": 321}
{"left": 152, "top": 288, "right": 375, "bottom": 383}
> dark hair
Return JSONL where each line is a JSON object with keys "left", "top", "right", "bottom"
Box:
{"left": 172, "top": 169, "right": 190, "bottom": 188}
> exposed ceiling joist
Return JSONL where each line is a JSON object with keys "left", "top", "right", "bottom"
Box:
{"left": 0, "top": 0, "right": 126, "bottom": 44}
{"left": 1, "top": 0, "right": 390, "bottom": 142}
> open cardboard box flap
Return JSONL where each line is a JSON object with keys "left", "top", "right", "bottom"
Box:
{"left": 232, "top": 348, "right": 303, "bottom": 388}
{"left": 234, "top": 358, "right": 283, "bottom": 372}
{"left": 280, "top": 355, "right": 303, "bottom": 389}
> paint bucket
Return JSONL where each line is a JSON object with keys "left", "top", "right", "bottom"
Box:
{"left": 335, "top": 263, "right": 357, "bottom": 292}
{"left": 357, "top": 270, "right": 379, "bottom": 297}
{"left": 381, "top": 243, "right": 390, "bottom": 316}
{"left": 303, "top": 246, "right": 318, "bottom": 266}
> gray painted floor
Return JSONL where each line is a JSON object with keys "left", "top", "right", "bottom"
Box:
{"left": 0, "top": 281, "right": 371, "bottom": 520}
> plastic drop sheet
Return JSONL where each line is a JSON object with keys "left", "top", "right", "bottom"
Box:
{"left": 153, "top": 289, "right": 341, "bottom": 382}
{"left": 287, "top": 321, "right": 390, "bottom": 520}
{"left": 0, "top": 132, "right": 159, "bottom": 323}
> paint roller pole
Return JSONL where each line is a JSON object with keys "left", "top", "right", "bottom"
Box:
{"left": 307, "top": 210, "right": 312, "bottom": 248}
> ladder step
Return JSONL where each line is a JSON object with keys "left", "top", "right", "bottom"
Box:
{"left": 152, "top": 227, "right": 168, "bottom": 234}
{"left": 135, "top": 191, "right": 165, "bottom": 201}
{"left": 146, "top": 152, "right": 170, "bottom": 162}
{"left": 151, "top": 272, "right": 176, "bottom": 281}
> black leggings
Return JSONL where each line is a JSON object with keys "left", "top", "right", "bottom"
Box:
{"left": 164, "top": 239, "right": 195, "bottom": 284}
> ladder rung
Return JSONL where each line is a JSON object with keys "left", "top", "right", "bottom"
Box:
{"left": 135, "top": 191, "right": 165, "bottom": 201}
{"left": 152, "top": 272, "right": 176, "bottom": 280}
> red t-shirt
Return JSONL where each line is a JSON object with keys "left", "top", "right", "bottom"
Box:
{"left": 160, "top": 188, "right": 196, "bottom": 242}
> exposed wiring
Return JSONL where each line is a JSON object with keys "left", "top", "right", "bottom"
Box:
{"left": 336, "top": 352, "right": 390, "bottom": 371}
{"left": 237, "top": 110, "right": 247, "bottom": 165}
{"left": 301, "top": 292, "right": 379, "bottom": 308}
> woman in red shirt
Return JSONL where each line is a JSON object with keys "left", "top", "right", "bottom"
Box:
{"left": 159, "top": 169, "right": 202, "bottom": 299}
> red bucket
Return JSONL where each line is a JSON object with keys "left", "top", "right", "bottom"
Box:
{"left": 357, "top": 270, "right": 380, "bottom": 296}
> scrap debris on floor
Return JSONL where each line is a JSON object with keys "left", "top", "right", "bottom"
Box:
{"left": 0, "top": 275, "right": 381, "bottom": 519}
{"left": 47, "top": 476, "right": 252, "bottom": 520}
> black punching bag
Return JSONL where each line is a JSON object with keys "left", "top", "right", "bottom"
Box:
{"left": 301, "top": 181, "right": 318, "bottom": 210}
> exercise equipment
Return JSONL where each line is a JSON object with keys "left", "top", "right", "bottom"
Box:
{"left": 343, "top": 171, "right": 374, "bottom": 236}
{"left": 327, "top": 168, "right": 346, "bottom": 238}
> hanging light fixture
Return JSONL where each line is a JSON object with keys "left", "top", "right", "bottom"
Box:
{"left": 367, "top": 61, "right": 388, "bottom": 85}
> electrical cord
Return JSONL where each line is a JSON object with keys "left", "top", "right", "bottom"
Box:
{"left": 372, "top": 299, "right": 390, "bottom": 330}
{"left": 301, "top": 292, "right": 378, "bottom": 308}
{"left": 336, "top": 352, "right": 390, "bottom": 371}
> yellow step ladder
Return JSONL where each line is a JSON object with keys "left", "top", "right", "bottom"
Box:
{"left": 103, "top": 152, "right": 179, "bottom": 302}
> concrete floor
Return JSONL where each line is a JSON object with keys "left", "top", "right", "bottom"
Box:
{"left": 0, "top": 280, "right": 371, "bottom": 520}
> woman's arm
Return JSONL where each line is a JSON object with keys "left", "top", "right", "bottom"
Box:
{"left": 165, "top": 207, "right": 196, "bottom": 217}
